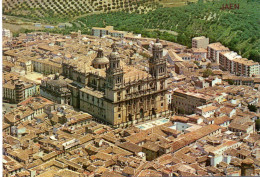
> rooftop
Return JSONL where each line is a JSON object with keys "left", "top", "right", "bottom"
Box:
{"left": 208, "top": 42, "right": 229, "bottom": 51}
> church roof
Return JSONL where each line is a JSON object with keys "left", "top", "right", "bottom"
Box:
{"left": 92, "top": 57, "right": 109, "bottom": 65}
{"left": 92, "top": 48, "right": 109, "bottom": 65}
{"left": 66, "top": 46, "right": 151, "bottom": 81}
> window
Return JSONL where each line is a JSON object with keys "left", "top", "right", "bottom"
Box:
{"left": 138, "top": 85, "right": 141, "bottom": 91}
{"left": 118, "top": 114, "right": 121, "bottom": 119}
{"left": 161, "top": 103, "right": 164, "bottom": 107}
{"left": 117, "top": 77, "right": 121, "bottom": 83}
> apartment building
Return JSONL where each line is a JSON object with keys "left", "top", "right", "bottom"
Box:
{"left": 108, "top": 30, "right": 126, "bottom": 38}
{"left": 3, "top": 28, "right": 12, "bottom": 38}
{"left": 92, "top": 26, "right": 113, "bottom": 37}
{"left": 219, "top": 51, "right": 259, "bottom": 77}
{"left": 3, "top": 73, "right": 40, "bottom": 104}
{"left": 192, "top": 36, "right": 209, "bottom": 49}
{"left": 232, "top": 58, "right": 259, "bottom": 77}
{"left": 207, "top": 42, "right": 229, "bottom": 64}
{"left": 219, "top": 51, "right": 241, "bottom": 72}
{"left": 92, "top": 26, "right": 127, "bottom": 38}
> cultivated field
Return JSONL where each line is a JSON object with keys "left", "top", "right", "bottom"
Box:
{"left": 3, "top": 0, "right": 159, "bottom": 19}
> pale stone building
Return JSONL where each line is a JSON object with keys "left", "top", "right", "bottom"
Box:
{"left": 3, "top": 73, "right": 40, "bottom": 104}
{"left": 61, "top": 40, "right": 169, "bottom": 127}
{"left": 171, "top": 89, "right": 214, "bottom": 115}
{"left": 219, "top": 51, "right": 259, "bottom": 77}
{"left": 192, "top": 36, "right": 209, "bottom": 49}
{"left": 207, "top": 42, "right": 229, "bottom": 64}
{"left": 40, "top": 74, "right": 72, "bottom": 105}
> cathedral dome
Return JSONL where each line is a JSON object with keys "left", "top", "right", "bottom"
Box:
{"left": 92, "top": 56, "right": 109, "bottom": 65}
{"left": 92, "top": 48, "right": 109, "bottom": 69}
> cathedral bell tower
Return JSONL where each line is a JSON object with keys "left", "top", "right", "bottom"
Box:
{"left": 104, "top": 44, "right": 124, "bottom": 125}
{"left": 149, "top": 39, "right": 167, "bottom": 79}
{"left": 105, "top": 43, "right": 124, "bottom": 90}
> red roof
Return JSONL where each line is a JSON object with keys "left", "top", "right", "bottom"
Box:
{"left": 18, "top": 96, "right": 53, "bottom": 106}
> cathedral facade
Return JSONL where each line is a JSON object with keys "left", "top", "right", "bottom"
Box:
{"left": 61, "top": 39, "right": 169, "bottom": 127}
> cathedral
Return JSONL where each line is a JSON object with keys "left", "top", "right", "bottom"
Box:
{"left": 60, "top": 39, "right": 169, "bottom": 127}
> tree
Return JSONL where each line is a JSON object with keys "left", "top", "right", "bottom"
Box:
{"left": 248, "top": 104, "right": 257, "bottom": 112}
{"left": 202, "top": 69, "right": 214, "bottom": 78}
{"left": 227, "top": 79, "right": 235, "bottom": 85}
{"left": 249, "top": 50, "right": 260, "bottom": 62}
{"left": 194, "top": 61, "right": 200, "bottom": 67}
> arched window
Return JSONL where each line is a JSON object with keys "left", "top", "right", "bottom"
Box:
{"left": 140, "top": 109, "right": 144, "bottom": 118}
{"left": 152, "top": 108, "right": 156, "bottom": 115}
{"left": 77, "top": 76, "right": 81, "bottom": 82}
{"left": 128, "top": 114, "right": 132, "bottom": 121}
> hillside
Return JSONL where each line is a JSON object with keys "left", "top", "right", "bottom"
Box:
{"left": 3, "top": 0, "right": 160, "bottom": 22}
{"left": 68, "top": 0, "right": 259, "bottom": 62}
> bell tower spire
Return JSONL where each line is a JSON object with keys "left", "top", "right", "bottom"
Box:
{"left": 149, "top": 38, "right": 167, "bottom": 78}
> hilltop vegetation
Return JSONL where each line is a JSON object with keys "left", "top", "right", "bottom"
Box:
{"left": 3, "top": 0, "right": 199, "bottom": 22}
{"left": 69, "top": 0, "right": 259, "bottom": 61}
